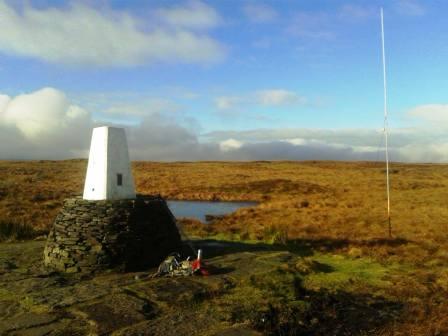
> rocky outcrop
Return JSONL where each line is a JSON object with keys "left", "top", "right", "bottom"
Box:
{"left": 43, "top": 195, "right": 181, "bottom": 273}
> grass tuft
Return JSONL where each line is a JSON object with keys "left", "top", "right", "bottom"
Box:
{"left": 263, "top": 224, "right": 289, "bottom": 245}
{"left": 0, "top": 219, "right": 38, "bottom": 242}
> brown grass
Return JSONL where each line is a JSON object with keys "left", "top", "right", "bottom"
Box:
{"left": 1, "top": 159, "right": 448, "bottom": 333}
{"left": 2, "top": 160, "right": 448, "bottom": 259}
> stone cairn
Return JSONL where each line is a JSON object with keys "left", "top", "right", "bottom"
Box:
{"left": 43, "top": 195, "right": 182, "bottom": 273}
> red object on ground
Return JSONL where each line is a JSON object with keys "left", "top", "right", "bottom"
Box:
{"left": 191, "top": 258, "right": 209, "bottom": 276}
{"left": 191, "top": 258, "right": 201, "bottom": 272}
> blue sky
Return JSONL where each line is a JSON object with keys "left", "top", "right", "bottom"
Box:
{"left": 0, "top": 0, "right": 447, "bottom": 161}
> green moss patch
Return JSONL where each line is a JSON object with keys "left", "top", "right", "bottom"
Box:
{"left": 303, "top": 254, "right": 402, "bottom": 292}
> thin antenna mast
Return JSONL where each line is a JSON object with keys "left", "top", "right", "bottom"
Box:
{"left": 381, "top": 8, "right": 391, "bottom": 238}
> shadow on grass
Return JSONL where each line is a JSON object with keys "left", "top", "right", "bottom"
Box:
{"left": 255, "top": 288, "right": 403, "bottom": 336}
{"left": 188, "top": 237, "right": 411, "bottom": 259}
{"left": 186, "top": 238, "right": 405, "bottom": 335}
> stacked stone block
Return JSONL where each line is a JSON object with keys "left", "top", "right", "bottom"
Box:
{"left": 43, "top": 195, "right": 181, "bottom": 273}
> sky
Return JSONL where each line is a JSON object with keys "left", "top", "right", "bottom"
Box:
{"left": 0, "top": 0, "right": 447, "bottom": 162}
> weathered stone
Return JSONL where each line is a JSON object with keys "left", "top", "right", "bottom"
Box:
{"left": 11, "top": 321, "right": 71, "bottom": 336}
{"left": 43, "top": 196, "right": 181, "bottom": 273}
{"left": 0, "top": 313, "right": 58, "bottom": 332}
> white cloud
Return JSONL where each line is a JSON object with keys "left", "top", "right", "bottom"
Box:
{"left": 286, "top": 138, "right": 307, "bottom": 146}
{"left": 2, "top": 87, "right": 448, "bottom": 163}
{"left": 0, "top": 87, "right": 202, "bottom": 160}
{"left": 397, "top": 143, "right": 448, "bottom": 162}
{"left": 215, "top": 96, "right": 242, "bottom": 110}
{"left": 0, "top": 94, "right": 11, "bottom": 117}
{"left": 0, "top": 88, "right": 93, "bottom": 158}
{"left": 215, "top": 89, "right": 306, "bottom": 110}
{"left": 255, "top": 89, "right": 306, "bottom": 106}
{"left": 1, "top": 88, "right": 91, "bottom": 141}
{"left": 287, "top": 12, "right": 335, "bottom": 39}
{"left": 156, "top": 1, "right": 222, "bottom": 30}
{"left": 286, "top": 137, "right": 378, "bottom": 155}
{"left": 288, "top": 5, "right": 377, "bottom": 41}
{"left": 204, "top": 125, "right": 448, "bottom": 163}
{"left": 408, "top": 104, "right": 448, "bottom": 123}
{"left": 243, "top": 4, "right": 278, "bottom": 23}
{"left": 395, "top": 0, "right": 426, "bottom": 16}
{"left": 103, "top": 98, "right": 180, "bottom": 117}
{"left": 0, "top": 1, "right": 225, "bottom": 66}
{"left": 205, "top": 128, "right": 400, "bottom": 147}
{"left": 220, "top": 138, "right": 243, "bottom": 152}
{"left": 339, "top": 5, "right": 375, "bottom": 20}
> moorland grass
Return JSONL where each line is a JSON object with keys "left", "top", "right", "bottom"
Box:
{"left": 1, "top": 160, "right": 448, "bottom": 333}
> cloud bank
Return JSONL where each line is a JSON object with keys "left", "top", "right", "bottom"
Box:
{"left": 0, "top": 1, "right": 224, "bottom": 66}
{"left": 0, "top": 88, "right": 92, "bottom": 159}
{"left": 215, "top": 89, "right": 306, "bottom": 111}
{"left": 408, "top": 104, "right": 448, "bottom": 123}
{"left": 1, "top": 87, "right": 448, "bottom": 163}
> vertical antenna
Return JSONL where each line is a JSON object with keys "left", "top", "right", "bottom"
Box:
{"left": 381, "top": 8, "right": 391, "bottom": 238}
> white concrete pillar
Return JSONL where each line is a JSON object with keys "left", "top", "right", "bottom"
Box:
{"left": 83, "top": 126, "right": 136, "bottom": 200}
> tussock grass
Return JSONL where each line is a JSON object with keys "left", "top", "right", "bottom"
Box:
{"left": 0, "top": 219, "right": 37, "bottom": 242}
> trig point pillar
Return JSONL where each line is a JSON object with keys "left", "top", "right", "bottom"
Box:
{"left": 43, "top": 126, "right": 182, "bottom": 273}
{"left": 83, "top": 126, "right": 136, "bottom": 200}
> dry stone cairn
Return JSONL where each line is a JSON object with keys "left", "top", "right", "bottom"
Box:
{"left": 43, "top": 126, "right": 182, "bottom": 273}
{"left": 43, "top": 196, "right": 181, "bottom": 273}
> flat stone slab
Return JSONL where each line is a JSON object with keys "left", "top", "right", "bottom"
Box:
{"left": 9, "top": 321, "right": 67, "bottom": 336}
{"left": 0, "top": 300, "right": 21, "bottom": 319}
{"left": 0, "top": 312, "right": 58, "bottom": 332}
{"left": 78, "top": 293, "right": 154, "bottom": 335}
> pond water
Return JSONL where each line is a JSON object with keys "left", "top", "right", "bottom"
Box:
{"left": 167, "top": 200, "right": 257, "bottom": 223}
